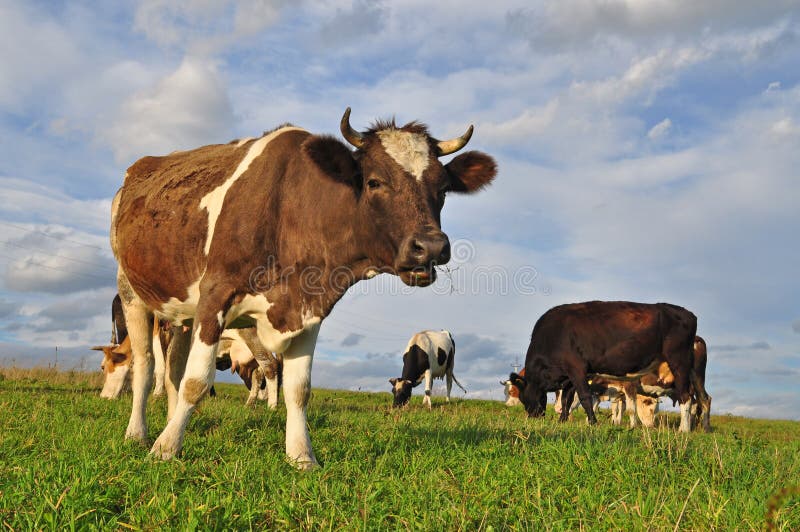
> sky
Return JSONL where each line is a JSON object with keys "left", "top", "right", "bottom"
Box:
{"left": 1, "top": 0, "right": 799, "bottom": 420}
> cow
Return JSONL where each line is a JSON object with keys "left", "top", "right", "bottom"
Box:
{"left": 501, "top": 368, "right": 525, "bottom": 406}
{"left": 389, "top": 330, "right": 465, "bottom": 408}
{"left": 111, "top": 108, "right": 497, "bottom": 468}
{"left": 552, "top": 382, "right": 659, "bottom": 427}
{"left": 216, "top": 327, "right": 283, "bottom": 408}
{"left": 508, "top": 301, "right": 710, "bottom": 433}
{"left": 92, "top": 315, "right": 165, "bottom": 399}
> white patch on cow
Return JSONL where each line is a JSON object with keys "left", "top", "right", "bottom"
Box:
{"left": 377, "top": 129, "right": 430, "bottom": 181}
{"left": 365, "top": 268, "right": 379, "bottom": 279}
{"left": 236, "top": 137, "right": 255, "bottom": 147}
{"left": 216, "top": 311, "right": 224, "bottom": 328}
{"left": 640, "top": 384, "right": 671, "bottom": 396}
{"left": 100, "top": 362, "right": 130, "bottom": 399}
{"left": 225, "top": 293, "right": 320, "bottom": 354}
{"left": 158, "top": 277, "right": 201, "bottom": 324}
{"left": 200, "top": 126, "right": 305, "bottom": 255}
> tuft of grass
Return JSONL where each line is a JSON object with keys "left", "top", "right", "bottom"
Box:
{"left": 0, "top": 370, "right": 798, "bottom": 530}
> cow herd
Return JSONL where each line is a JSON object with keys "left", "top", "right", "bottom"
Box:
{"left": 96, "top": 108, "right": 710, "bottom": 469}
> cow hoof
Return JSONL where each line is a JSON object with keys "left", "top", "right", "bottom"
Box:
{"left": 150, "top": 431, "right": 183, "bottom": 460}
{"left": 288, "top": 455, "right": 320, "bottom": 471}
{"left": 124, "top": 426, "right": 148, "bottom": 445}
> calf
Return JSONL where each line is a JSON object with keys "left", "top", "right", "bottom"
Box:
{"left": 509, "top": 301, "right": 710, "bottom": 433}
{"left": 216, "top": 328, "right": 283, "bottom": 408}
{"left": 637, "top": 335, "right": 711, "bottom": 431}
{"left": 390, "top": 330, "right": 466, "bottom": 408}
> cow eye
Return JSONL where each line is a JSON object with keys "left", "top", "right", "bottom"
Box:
{"left": 367, "top": 178, "right": 381, "bottom": 190}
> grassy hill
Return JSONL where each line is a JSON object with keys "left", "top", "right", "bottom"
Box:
{"left": 0, "top": 367, "right": 798, "bottom": 530}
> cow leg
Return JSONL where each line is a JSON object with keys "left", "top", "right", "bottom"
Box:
{"left": 623, "top": 382, "right": 640, "bottom": 428}
{"left": 422, "top": 369, "right": 434, "bottom": 409}
{"left": 282, "top": 323, "right": 320, "bottom": 470}
{"left": 610, "top": 396, "right": 623, "bottom": 425}
{"left": 152, "top": 323, "right": 166, "bottom": 397}
{"left": 245, "top": 365, "right": 263, "bottom": 406}
{"left": 118, "top": 274, "right": 155, "bottom": 444}
{"left": 152, "top": 305, "right": 222, "bottom": 460}
{"left": 559, "top": 386, "right": 575, "bottom": 422}
{"left": 679, "top": 398, "right": 693, "bottom": 432}
{"left": 265, "top": 362, "right": 279, "bottom": 409}
{"left": 445, "top": 370, "right": 453, "bottom": 403}
{"left": 165, "top": 325, "right": 191, "bottom": 422}
{"left": 690, "top": 371, "right": 712, "bottom": 432}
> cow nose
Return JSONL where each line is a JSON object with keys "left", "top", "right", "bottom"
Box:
{"left": 403, "top": 232, "right": 451, "bottom": 266}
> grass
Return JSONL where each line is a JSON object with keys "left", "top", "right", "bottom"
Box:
{"left": 0, "top": 367, "right": 798, "bottom": 530}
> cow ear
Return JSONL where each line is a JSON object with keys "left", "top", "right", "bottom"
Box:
{"left": 445, "top": 151, "right": 497, "bottom": 194}
{"left": 303, "top": 135, "right": 360, "bottom": 188}
{"left": 389, "top": 378, "right": 398, "bottom": 386}
{"left": 509, "top": 372, "right": 526, "bottom": 389}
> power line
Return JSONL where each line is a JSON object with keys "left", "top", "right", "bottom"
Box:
{"left": 0, "top": 221, "right": 107, "bottom": 251}
{"left": 0, "top": 239, "right": 116, "bottom": 272}
{"left": 0, "top": 252, "right": 114, "bottom": 281}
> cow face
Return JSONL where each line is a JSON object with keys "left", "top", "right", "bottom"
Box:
{"left": 304, "top": 109, "right": 497, "bottom": 287}
{"left": 509, "top": 372, "right": 546, "bottom": 417}
{"left": 636, "top": 395, "right": 659, "bottom": 427}
{"left": 92, "top": 343, "right": 132, "bottom": 399}
{"left": 389, "top": 377, "right": 414, "bottom": 407}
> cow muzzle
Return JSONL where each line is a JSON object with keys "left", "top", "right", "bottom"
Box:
{"left": 396, "top": 231, "right": 451, "bottom": 287}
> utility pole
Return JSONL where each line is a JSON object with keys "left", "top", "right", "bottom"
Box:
{"left": 54, "top": 346, "right": 58, "bottom": 369}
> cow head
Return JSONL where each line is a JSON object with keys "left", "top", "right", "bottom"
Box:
{"left": 509, "top": 372, "right": 546, "bottom": 417}
{"left": 389, "top": 377, "right": 414, "bottom": 407}
{"left": 92, "top": 340, "right": 132, "bottom": 399}
{"left": 636, "top": 395, "right": 660, "bottom": 427}
{"left": 303, "top": 108, "right": 497, "bottom": 287}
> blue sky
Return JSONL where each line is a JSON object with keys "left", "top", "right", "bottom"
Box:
{"left": 1, "top": 0, "right": 799, "bottom": 419}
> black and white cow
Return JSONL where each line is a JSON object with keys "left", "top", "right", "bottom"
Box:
{"left": 389, "top": 330, "right": 465, "bottom": 408}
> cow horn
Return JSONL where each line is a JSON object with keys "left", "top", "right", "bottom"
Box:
{"left": 340, "top": 107, "right": 365, "bottom": 149}
{"left": 436, "top": 125, "right": 474, "bottom": 156}
{"left": 90, "top": 345, "right": 107, "bottom": 351}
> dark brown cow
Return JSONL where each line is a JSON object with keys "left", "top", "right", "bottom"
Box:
{"left": 508, "top": 301, "right": 710, "bottom": 432}
{"left": 111, "top": 108, "right": 496, "bottom": 468}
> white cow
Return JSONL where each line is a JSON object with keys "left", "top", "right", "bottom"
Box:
{"left": 389, "top": 330, "right": 466, "bottom": 408}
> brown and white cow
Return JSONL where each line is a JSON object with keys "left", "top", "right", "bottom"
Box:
{"left": 389, "top": 330, "right": 465, "bottom": 408}
{"left": 92, "top": 315, "right": 165, "bottom": 399}
{"left": 501, "top": 367, "right": 525, "bottom": 406}
{"left": 508, "top": 301, "right": 710, "bottom": 433}
{"left": 111, "top": 108, "right": 496, "bottom": 468}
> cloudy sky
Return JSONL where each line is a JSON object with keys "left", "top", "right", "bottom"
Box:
{"left": 2, "top": 1, "right": 799, "bottom": 419}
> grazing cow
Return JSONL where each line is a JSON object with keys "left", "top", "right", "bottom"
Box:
{"left": 93, "top": 316, "right": 165, "bottom": 399}
{"left": 390, "top": 330, "right": 465, "bottom": 408}
{"left": 501, "top": 368, "right": 525, "bottom": 406}
{"left": 111, "top": 108, "right": 496, "bottom": 468}
{"left": 508, "top": 301, "right": 710, "bottom": 433}
{"left": 216, "top": 327, "right": 283, "bottom": 408}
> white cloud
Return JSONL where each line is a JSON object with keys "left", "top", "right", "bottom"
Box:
{"left": 104, "top": 58, "right": 235, "bottom": 162}
{"left": 647, "top": 118, "right": 672, "bottom": 140}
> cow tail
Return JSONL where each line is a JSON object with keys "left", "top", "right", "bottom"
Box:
{"left": 452, "top": 373, "right": 467, "bottom": 393}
